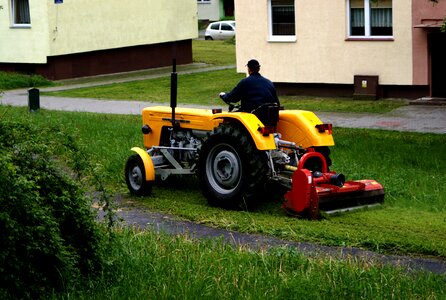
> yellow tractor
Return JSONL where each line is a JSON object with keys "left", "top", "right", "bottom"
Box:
{"left": 125, "top": 65, "right": 384, "bottom": 219}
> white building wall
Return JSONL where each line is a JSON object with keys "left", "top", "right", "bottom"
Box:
{"left": 235, "top": 0, "right": 413, "bottom": 86}
{"left": 0, "top": 0, "right": 49, "bottom": 63}
{"left": 197, "top": 0, "right": 220, "bottom": 21}
{"left": 47, "top": 0, "right": 198, "bottom": 56}
{"left": 0, "top": 0, "right": 198, "bottom": 63}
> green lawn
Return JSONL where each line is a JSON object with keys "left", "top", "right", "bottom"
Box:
{"left": 193, "top": 39, "right": 236, "bottom": 66}
{"left": 2, "top": 106, "right": 445, "bottom": 299}
{"left": 0, "top": 71, "right": 53, "bottom": 90}
{"left": 45, "top": 69, "right": 245, "bottom": 105}
{"left": 70, "top": 228, "right": 444, "bottom": 300}
{"left": 2, "top": 106, "right": 444, "bottom": 259}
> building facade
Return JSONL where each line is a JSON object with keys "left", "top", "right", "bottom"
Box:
{"left": 197, "top": 0, "right": 234, "bottom": 21}
{"left": 235, "top": 0, "right": 446, "bottom": 99}
{"left": 0, "top": 0, "right": 198, "bottom": 79}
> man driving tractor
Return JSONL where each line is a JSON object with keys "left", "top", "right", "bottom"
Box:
{"left": 219, "top": 59, "right": 280, "bottom": 112}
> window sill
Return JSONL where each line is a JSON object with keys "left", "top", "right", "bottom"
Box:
{"left": 268, "top": 36, "right": 297, "bottom": 43}
{"left": 10, "top": 24, "right": 32, "bottom": 29}
{"left": 345, "top": 37, "right": 394, "bottom": 41}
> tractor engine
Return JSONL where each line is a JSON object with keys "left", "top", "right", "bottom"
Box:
{"left": 167, "top": 129, "right": 205, "bottom": 164}
{"left": 269, "top": 134, "right": 303, "bottom": 171}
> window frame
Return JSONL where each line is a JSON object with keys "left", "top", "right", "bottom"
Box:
{"left": 346, "top": 0, "right": 393, "bottom": 40}
{"left": 10, "top": 0, "right": 31, "bottom": 28}
{"left": 267, "top": 0, "right": 296, "bottom": 43}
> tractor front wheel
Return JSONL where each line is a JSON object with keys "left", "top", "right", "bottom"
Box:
{"left": 125, "top": 154, "right": 152, "bottom": 196}
{"left": 198, "top": 124, "right": 268, "bottom": 209}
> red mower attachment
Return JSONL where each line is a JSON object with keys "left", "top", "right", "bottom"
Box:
{"left": 283, "top": 152, "right": 384, "bottom": 219}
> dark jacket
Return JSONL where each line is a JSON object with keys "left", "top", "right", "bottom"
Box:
{"left": 221, "top": 72, "right": 280, "bottom": 112}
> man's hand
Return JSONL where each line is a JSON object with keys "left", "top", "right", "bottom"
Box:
{"left": 219, "top": 92, "right": 226, "bottom": 99}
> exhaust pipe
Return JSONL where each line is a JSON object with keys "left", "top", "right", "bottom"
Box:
{"left": 171, "top": 59, "right": 177, "bottom": 128}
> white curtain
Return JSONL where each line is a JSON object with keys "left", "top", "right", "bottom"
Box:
{"left": 351, "top": 8, "right": 364, "bottom": 27}
{"left": 371, "top": 8, "right": 392, "bottom": 27}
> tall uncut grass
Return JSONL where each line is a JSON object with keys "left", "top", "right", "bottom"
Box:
{"left": 63, "top": 228, "right": 445, "bottom": 300}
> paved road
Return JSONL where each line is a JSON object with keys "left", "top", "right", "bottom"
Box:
{"left": 2, "top": 87, "right": 445, "bottom": 134}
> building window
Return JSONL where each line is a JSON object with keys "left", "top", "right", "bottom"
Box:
{"left": 268, "top": 0, "right": 296, "bottom": 42}
{"left": 349, "top": 0, "right": 392, "bottom": 37}
{"left": 11, "top": 0, "right": 31, "bottom": 26}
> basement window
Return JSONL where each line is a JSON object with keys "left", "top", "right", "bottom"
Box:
{"left": 348, "top": 0, "right": 393, "bottom": 39}
{"left": 268, "top": 0, "right": 296, "bottom": 42}
{"left": 11, "top": 0, "right": 31, "bottom": 27}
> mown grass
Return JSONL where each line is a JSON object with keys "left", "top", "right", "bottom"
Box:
{"left": 45, "top": 68, "right": 406, "bottom": 113}
{"left": 59, "top": 228, "right": 445, "bottom": 299}
{"left": 44, "top": 69, "right": 245, "bottom": 105}
{"left": 193, "top": 39, "right": 236, "bottom": 66}
{"left": 281, "top": 96, "right": 407, "bottom": 113}
{"left": 2, "top": 106, "right": 445, "bottom": 260}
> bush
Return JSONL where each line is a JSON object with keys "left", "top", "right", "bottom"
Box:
{"left": 0, "top": 71, "right": 53, "bottom": 91}
{"left": 0, "top": 121, "right": 104, "bottom": 299}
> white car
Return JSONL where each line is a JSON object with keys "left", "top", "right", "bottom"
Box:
{"left": 205, "top": 21, "right": 236, "bottom": 40}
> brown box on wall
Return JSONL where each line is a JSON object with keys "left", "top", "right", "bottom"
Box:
{"left": 353, "top": 75, "right": 379, "bottom": 100}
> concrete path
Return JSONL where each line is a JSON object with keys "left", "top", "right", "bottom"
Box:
{"left": 2, "top": 90, "right": 445, "bottom": 134}
{"left": 1, "top": 64, "right": 445, "bottom": 134}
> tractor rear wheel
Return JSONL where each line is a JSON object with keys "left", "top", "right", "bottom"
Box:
{"left": 125, "top": 154, "right": 152, "bottom": 196}
{"left": 198, "top": 124, "right": 268, "bottom": 209}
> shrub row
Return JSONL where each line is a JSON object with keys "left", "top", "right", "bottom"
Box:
{"left": 0, "top": 120, "right": 104, "bottom": 299}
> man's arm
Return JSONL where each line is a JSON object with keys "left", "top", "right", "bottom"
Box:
{"left": 220, "top": 80, "right": 244, "bottom": 103}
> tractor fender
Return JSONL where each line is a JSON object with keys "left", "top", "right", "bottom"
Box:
{"left": 277, "top": 110, "right": 335, "bottom": 148}
{"left": 210, "top": 112, "right": 276, "bottom": 150}
{"left": 130, "top": 147, "right": 155, "bottom": 181}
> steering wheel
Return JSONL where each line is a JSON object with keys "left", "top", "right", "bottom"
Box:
{"left": 221, "top": 97, "right": 240, "bottom": 112}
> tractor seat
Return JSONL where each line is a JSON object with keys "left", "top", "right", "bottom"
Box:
{"left": 251, "top": 103, "right": 280, "bottom": 127}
